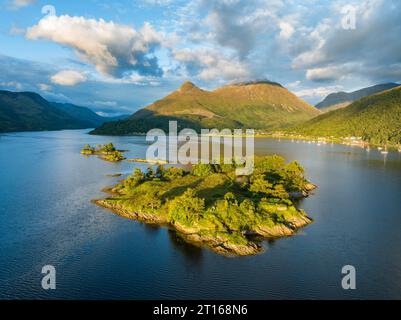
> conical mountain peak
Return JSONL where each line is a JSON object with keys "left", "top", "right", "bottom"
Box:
{"left": 179, "top": 81, "right": 198, "bottom": 92}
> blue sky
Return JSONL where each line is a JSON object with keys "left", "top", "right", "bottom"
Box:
{"left": 0, "top": 0, "right": 400, "bottom": 116}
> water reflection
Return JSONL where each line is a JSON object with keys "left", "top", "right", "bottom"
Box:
{"left": 1, "top": 130, "right": 401, "bottom": 299}
{"left": 168, "top": 230, "right": 203, "bottom": 264}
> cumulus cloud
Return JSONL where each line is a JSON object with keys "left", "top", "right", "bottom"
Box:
{"left": 0, "top": 55, "right": 169, "bottom": 115}
{"left": 290, "top": 0, "right": 401, "bottom": 83}
{"left": 306, "top": 65, "right": 354, "bottom": 82}
{"left": 170, "top": 0, "right": 291, "bottom": 81}
{"left": 294, "top": 85, "right": 343, "bottom": 99}
{"left": 51, "top": 70, "right": 87, "bottom": 86}
{"left": 26, "top": 15, "right": 164, "bottom": 78}
{"left": 12, "top": 0, "right": 401, "bottom": 101}
{"left": 173, "top": 48, "right": 250, "bottom": 81}
{"left": 203, "top": 5, "right": 255, "bottom": 58}
{"left": 199, "top": 0, "right": 279, "bottom": 59}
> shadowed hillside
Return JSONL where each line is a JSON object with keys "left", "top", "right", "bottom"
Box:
{"left": 0, "top": 90, "right": 92, "bottom": 132}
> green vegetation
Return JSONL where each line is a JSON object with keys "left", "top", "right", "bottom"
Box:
{"left": 0, "top": 90, "right": 131, "bottom": 133}
{"left": 291, "top": 86, "right": 401, "bottom": 146}
{"left": 90, "top": 81, "right": 319, "bottom": 135}
{"left": 81, "top": 143, "right": 126, "bottom": 162}
{"left": 0, "top": 90, "right": 96, "bottom": 133}
{"left": 51, "top": 102, "right": 108, "bottom": 127}
{"left": 95, "top": 156, "right": 315, "bottom": 256}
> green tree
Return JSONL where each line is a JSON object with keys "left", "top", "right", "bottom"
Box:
{"left": 239, "top": 199, "right": 255, "bottom": 214}
{"left": 168, "top": 188, "right": 205, "bottom": 225}
{"left": 103, "top": 143, "right": 116, "bottom": 152}
{"left": 137, "top": 191, "right": 162, "bottom": 210}
{"left": 224, "top": 192, "right": 237, "bottom": 206}
{"left": 164, "top": 167, "right": 185, "bottom": 179}
{"left": 283, "top": 161, "right": 305, "bottom": 191}
{"left": 249, "top": 175, "right": 289, "bottom": 199}
{"left": 191, "top": 163, "right": 216, "bottom": 176}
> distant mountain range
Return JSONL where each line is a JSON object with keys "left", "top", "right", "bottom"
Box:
{"left": 0, "top": 90, "right": 129, "bottom": 133}
{"left": 91, "top": 81, "right": 319, "bottom": 135}
{"left": 293, "top": 85, "right": 401, "bottom": 145}
{"left": 3, "top": 81, "right": 400, "bottom": 145}
{"left": 315, "top": 83, "right": 400, "bottom": 112}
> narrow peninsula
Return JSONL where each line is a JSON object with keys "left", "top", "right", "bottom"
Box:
{"left": 94, "top": 156, "right": 316, "bottom": 256}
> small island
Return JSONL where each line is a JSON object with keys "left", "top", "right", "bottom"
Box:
{"left": 94, "top": 155, "right": 316, "bottom": 256}
{"left": 81, "top": 143, "right": 126, "bottom": 162}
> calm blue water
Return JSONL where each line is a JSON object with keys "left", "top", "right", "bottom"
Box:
{"left": 1, "top": 129, "right": 401, "bottom": 299}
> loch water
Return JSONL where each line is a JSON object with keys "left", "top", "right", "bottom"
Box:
{"left": 1, "top": 129, "right": 401, "bottom": 299}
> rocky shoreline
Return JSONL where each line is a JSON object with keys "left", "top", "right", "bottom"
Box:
{"left": 93, "top": 184, "right": 316, "bottom": 256}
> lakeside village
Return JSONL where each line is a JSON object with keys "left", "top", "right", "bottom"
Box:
{"left": 262, "top": 132, "right": 401, "bottom": 154}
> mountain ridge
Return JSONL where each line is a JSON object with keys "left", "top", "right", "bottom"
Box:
{"left": 0, "top": 90, "right": 128, "bottom": 133}
{"left": 91, "top": 81, "right": 319, "bottom": 135}
{"left": 316, "top": 83, "right": 400, "bottom": 111}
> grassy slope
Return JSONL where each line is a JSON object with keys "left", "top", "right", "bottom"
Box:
{"left": 292, "top": 86, "right": 401, "bottom": 145}
{"left": 91, "top": 81, "right": 319, "bottom": 135}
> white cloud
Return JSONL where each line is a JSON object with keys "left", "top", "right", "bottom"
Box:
{"left": 173, "top": 48, "right": 250, "bottom": 81}
{"left": 279, "top": 21, "right": 294, "bottom": 39}
{"left": 286, "top": 80, "right": 301, "bottom": 88}
{"left": 0, "top": 81, "right": 22, "bottom": 90}
{"left": 294, "top": 85, "right": 343, "bottom": 99}
{"left": 93, "top": 72, "right": 161, "bottom": 86}
{"left": 38, "top": 83, "right": 52, "bottom": 91}
{"left": 306, "top": 65, "right": 353, "bottom": 82}
{"left": 26, "top": 15, "right": 164, "bottom": 78}
{"left": 51, "top": 70, "right": 87, "bottom": 86}
{"left": 94, "top": 100, "right": 118, "bottom": 107}
{"left": 290, "top": 0, "right": 401, "bottom": 83}
{"left": 10, "top": 0, "right": 35, "bottom": 9}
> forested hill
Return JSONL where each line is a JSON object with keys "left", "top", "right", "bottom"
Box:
{"left": 0, "top": 90, "right": 93, "bottom": 132}
{"left": 0, "top": 90, "right": 129, "bottom": 133}
{"left": 292, "top": 86, "right": 401, "bottom": 145}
